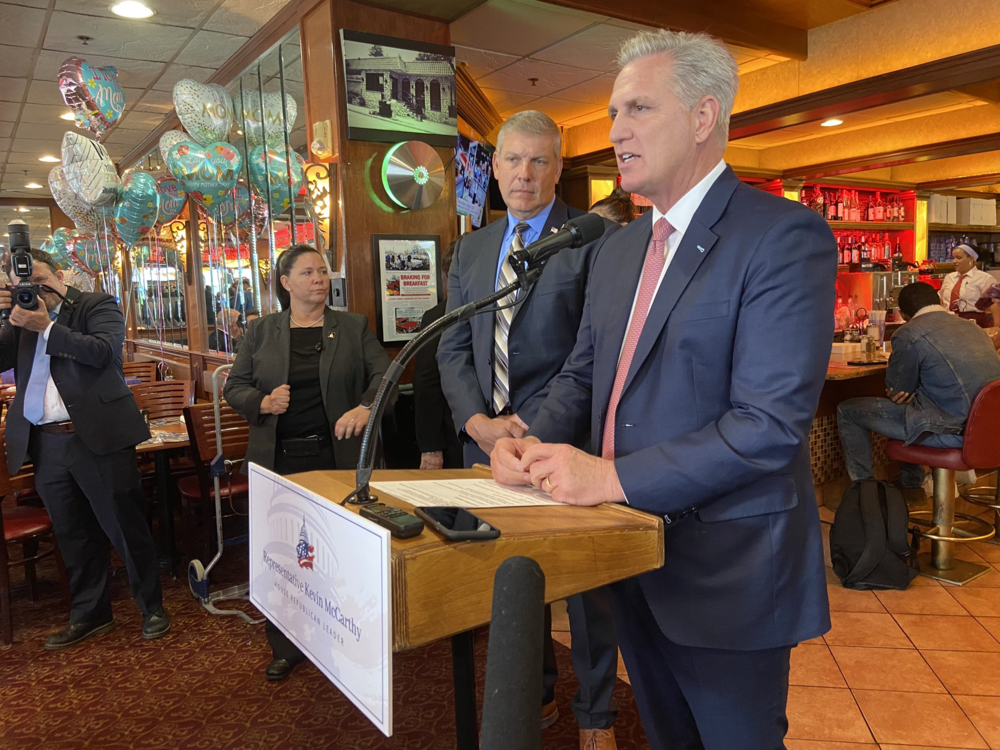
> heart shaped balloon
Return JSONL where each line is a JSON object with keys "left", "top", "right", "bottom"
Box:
{"left": 167, "top": 140, "right": 242, "bottom": 214}
{"left": 114, "top": 172, "right": 160, "bottom": 247}
{"left": 45, "top": 227, "right": 75, "bottom": 269}
{"left": 159, "top": 130, "right": 188, "bottom": 163}
{"left": 248, "top": 145, "right": 306, "bottom": 216}
{"left": 238, "top": 89, "right": 298, "bottom": 150}
{"left": 215, "top": 182, "right": 250, "bottom": 225}
{"left": 58, "top": 57, "right": 125, "bottom": 140}
{"left": 66, "top": 230, "right": 101, "bottom": 278}
{"left": 155, "top": 174, "right": 187, "bottom": 224}
{"left": 61, "top": 131, "right": 120, "bottom": 208}
{"left": 173, "top": 80, "right": 234, "bottom": 145}
{"left": 49, "top": 165, "right": 100, "bottom": 232}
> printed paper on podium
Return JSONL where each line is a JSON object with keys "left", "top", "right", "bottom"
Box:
{"left": 369, "top": 478, "right": 559, "bottom": 508}
{"left": 249, "top": 465, "right": 393, "bottom": 736}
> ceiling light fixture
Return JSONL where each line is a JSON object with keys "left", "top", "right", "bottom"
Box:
{"left": 821, "top": 118, "right": 844, "bottom": 127}
{"left": 60, "top": 112, "right": 75, "bottom": 121}
{"left": 25, "top": 183, "right": 43, "bottom": 189}
{"left": 18, "top": 208, "right": 30, "bottom": 212}
{"left": 39, "top": 155, "right": 60, "bottom": 163}
{"left": 110, "top": 1, "right": 155, "bottom": 18}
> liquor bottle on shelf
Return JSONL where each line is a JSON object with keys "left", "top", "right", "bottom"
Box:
{"left": 837, "top": 190, "right": 845, "bottom": 221}
{"left": 892, "top": 240, "right": 904, "bottom": 271}
{"left": 842, "top": 238, "right": 851, "bottom": 265}
{"left": 874, "top": 192, "right": 884, "bottom": 222}
{"left": 851, "top": 237, "right": 861, "bottom": 265}
{"left": 851, "top": 191, "right": 862, "bottom": 222}
{"left": 897, "top": 199, "right": 905, "bottom": 223}
{"left": 826, "top": 192, "right": 836, "bottom": 221}
{"left": 866, "top": 196, "right": 875, "bottom": 222}
{"left": 883, "top": 232, "right": 891, "bottom": 261}
{"left": 860, "top": 235, "right": 869, "bottom": 264}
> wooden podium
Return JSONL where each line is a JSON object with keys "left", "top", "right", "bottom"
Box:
{"left": 287, "top": 468, "right": 664, "bottom": 746}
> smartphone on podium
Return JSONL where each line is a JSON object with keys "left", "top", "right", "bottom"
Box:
{"left": 414, "top": 507, "right": 501, "bottom": 541}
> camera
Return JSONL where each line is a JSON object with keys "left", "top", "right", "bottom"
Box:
{"left": 2, "top": 219, "right": 41, "bottom": 321}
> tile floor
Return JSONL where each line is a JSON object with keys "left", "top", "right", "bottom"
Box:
{"left": 551, "top": 488, "right": 1000, "bottom": 749}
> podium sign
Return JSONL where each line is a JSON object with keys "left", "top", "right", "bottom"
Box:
{"left": 248, "top": 465, "right": 393, "bottom": 736}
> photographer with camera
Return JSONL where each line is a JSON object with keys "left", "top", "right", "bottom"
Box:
{"left": 0, "top": 220, "right": 168, "bottom": 650}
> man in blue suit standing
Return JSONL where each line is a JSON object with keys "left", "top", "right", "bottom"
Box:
{"left": 438, "top": 111, "right": 621, "bottom": 749}
{"left": 493, "top": 30, "right": 837, "bottom": 749}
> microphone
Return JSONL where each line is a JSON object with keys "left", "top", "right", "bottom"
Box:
{"left": 480, "top": 556, "right": 545, "bottom": 750}
{"left": 510, "top": 213, "right": 607, "bottom": 269}
{"left": 314, "top": 341, "right": 323, "bottom": 353}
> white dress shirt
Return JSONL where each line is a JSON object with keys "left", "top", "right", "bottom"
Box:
{"left": 620, "top": 159, "right": 728, "bottom": 358}
{"left": 939, "top": 268, "right": 995, "bottom": 312}
{"left": 35, "top": 303, "right": 71, "bottom": 425}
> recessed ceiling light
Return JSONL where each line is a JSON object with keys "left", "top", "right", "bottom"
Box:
{"left": 18, "top": 208, "right": 29, "bottom": 212}
{"left": 821, "top": 118, "right": 844, "bottom": 127}
{"left": 39, "top": 155, "right": 60, "bottom": 163}
{"left": 25, "top": 183, "right": 43, "bottom": 189}
{"left": 110, "top": 1, "right": 155, "bottom": 18}
{"left": 60, "top": 112, "right": 75, "bottom": 121}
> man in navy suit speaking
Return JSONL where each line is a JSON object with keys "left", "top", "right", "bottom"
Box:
{"left": 493, "top": 30, "right": 838, "bottom": 748}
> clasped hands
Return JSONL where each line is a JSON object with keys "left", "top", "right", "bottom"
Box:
{"left": 260, "top": 384, "right": 371, "bottom": 439}
{"left": 490, "top": 436, "right": 626, "bottom": 507}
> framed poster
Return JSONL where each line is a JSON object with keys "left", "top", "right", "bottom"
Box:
{"left": 340, "top": 29, "right": 457, "bottom": 148}
{"left": 456, "top": 134, "right": 493, "bottom": 229}
{"left": 372, "top": 234, "right": 440, "bottom": 344}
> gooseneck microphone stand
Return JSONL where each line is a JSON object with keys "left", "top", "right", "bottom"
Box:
{"left": 341, "top": 260, "right": 544, "bottom": 505}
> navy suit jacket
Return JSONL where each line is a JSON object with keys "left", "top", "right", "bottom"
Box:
{"left": 437, "top": 197, "right": 615, "bottom": 464}
{"left": 529, "top": 167, "right": 838, "bottom": 650}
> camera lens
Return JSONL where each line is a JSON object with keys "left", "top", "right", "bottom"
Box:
{"left": 16, "top": 290, "right": 36, "bottom": 307}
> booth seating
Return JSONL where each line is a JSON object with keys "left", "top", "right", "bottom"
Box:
{"left": 887, "top": 381, "right": 1000, "bottom": 585}
{"left": 122, "top": 361, "right": 159, "bottom": 384}
{"left": 0, "top": 430, "right": 64, "bottom": 648}
{"left": 178, "top": 403, "right": 250, "bottom": 563}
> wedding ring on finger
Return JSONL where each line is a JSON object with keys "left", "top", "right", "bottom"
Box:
{"left": 544, "top": 477, "right": 556, "bottom": 493}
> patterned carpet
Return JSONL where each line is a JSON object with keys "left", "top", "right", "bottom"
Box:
{"left": 0, "top": 551, "right": 648, "bottom": 749}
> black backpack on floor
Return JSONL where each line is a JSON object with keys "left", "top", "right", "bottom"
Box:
{"left": 830, "top": 479, "right": 920, "bottom": 590}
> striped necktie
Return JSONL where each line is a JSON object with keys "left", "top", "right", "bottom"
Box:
{"left": 492, "top": 221, "right": 529, "bottom": 415}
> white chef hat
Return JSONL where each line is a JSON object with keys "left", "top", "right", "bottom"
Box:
{"left": 955, "top": 243, "right": 979, "bottom": 260}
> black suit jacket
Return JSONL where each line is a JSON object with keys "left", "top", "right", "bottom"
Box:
{"left": 224, "top": 307, "right": 394, "bottom": 473}
{"left": 436, "top": 197, "right": 615, "bottom": 460}
{"left": 413, "top": 301, "right": 462, "bottom": 466}
{"left": 0, "top": 288, "right": 150, "bottom": 474}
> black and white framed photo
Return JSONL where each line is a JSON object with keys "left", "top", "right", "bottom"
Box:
{"left": 340, "top": 29, "right": 457, "bottom": 147}
{"left": 372, "top": 234, "right": 441, "bottom": 344}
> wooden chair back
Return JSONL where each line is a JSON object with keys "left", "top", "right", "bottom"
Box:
{"left": 122, "top": 361, "right": 158, "bottom": 383}
{"left": 130, "top": 381, "right": 194, "bottom": 421}
{"left": 183, "top": 402, "right": 250, "bottom": 468}
{"left": 0, "top": 428, "right": 35, "bottom": 500}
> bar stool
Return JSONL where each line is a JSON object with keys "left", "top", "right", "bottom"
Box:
{"left": 886, "top": 380, "right": 1000, "bottom": 585}
{"left": 960, "top": 474, "right": 1000, "bottom": 546}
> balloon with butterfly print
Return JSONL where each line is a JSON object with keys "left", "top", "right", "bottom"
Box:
{"left": 166, "top": 140, "right": 242, "bottom": 215}
{"left": 247, "top": 145, "right": 306, "bottom": 216}
{"left": 155, "top": 174, "right": 186, "bottom": 225}
{"left": 114, "top": 172, "right": 159, "bottom": 248}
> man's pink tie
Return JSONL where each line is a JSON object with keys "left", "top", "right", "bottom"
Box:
{"left": 601, "top": 217, "right": 672, "bottom": 460}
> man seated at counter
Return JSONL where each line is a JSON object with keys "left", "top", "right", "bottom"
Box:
{"left": 939, "top": 244, "right": 995, "bottom": 318}
{"left": 837, "top": 282, "right": 1000, "bottom": 500}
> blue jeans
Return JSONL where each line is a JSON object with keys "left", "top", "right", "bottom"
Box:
{"left": 837, "top": 397, "right": 962, "bottom": 487}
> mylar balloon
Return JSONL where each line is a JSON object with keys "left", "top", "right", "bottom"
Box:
{"left": 114, "top": 172, "right": 159, "bottom": 247}
{"left": 173, "top": 80, "right": 234, "bottom": 145}
{"left": 66, "top": 230, "right": 101, "bottom": 277}
{"left": 46, "top": 227, "right": 75, "bottom": 269}
{"left": 238, "top": 89, "right": 297, "bottom": 150}
{"left": 159, "top": 130, "right": 188, "bottom": 163}
{"left": 58, "top": 57, "right": 125, "bottom": 140}
{"left": 61, "top": 131, "right": 120, "bottom": 208}
{"left": 155, "top": 174, "right": 186, "bottom": 224}
{"left": 248, "top": 145, "right": 305, "bottom": 216}
{"left": 215, "top": 182, "right": 250, "bottom": 225}
{"left": 167, "top": 140, "right": 242, "bottom": 214}
{"left": 49, "top": 165, "right": 100, "bottom": 232}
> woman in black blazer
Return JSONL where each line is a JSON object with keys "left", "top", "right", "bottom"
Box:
{"left": 224, "top": 244, "right": 391, "bottom": 682}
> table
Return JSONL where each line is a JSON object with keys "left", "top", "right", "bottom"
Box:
{"left": 136, "top": 417, "right": 190, "bottom": 577}
{"left": 283, "top": 468, "right": 664, "bottom": 748}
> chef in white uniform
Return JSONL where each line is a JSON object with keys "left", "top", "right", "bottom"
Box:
{"left": 939, "top": 244, "right": 995, "bottom": 313}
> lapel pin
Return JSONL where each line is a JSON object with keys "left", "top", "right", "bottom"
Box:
{"left": 328, "top": 331, "right": 336, "bottom": 339}
{"left": 697, "top": 245, "right": 706, "bottom": 253}
{"left": 550, "top": 227, "right": 558, "bottom": 234}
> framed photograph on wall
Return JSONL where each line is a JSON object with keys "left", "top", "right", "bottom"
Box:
{"left": 340, "top": 29, "right": 457, "bottom": 147}
{"left": 372, "top": 234, "right": 440, "bottom": 344}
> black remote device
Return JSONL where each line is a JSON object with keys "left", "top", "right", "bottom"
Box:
{"left": 359, "top": 503, "right": 425, "bottom": 539}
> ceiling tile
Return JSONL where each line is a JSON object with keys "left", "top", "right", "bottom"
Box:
{"left": 558, "top": 109, "right": 609, "bottom": 129}
{"left": 151, "top": 63, "right": 215, "bottom": 92}
{"left": 531, "top": 22, "right": 635, "bottom": 72}
{"left": 455, "top": 46, "right": 519, "bottom": 80}
{"left": 177, "top": 29, "right": 247, "bottom": 68}
{"left": 44, "top": 11, "right": 191, "bottom": 63}
{"left": 26, "top": 79, "right": 67, "bottom": 107}
{"left": 478, "top": 58, "right": 599, "bottom": 97}
{"left": 52, "top": 0, "right": 219, "bottom": 29}
{"left": 14, "top": 122, "right": 75, "bottom": 141}
{"left": 6, "top": 152, "right": 59, "bottom": 165}
{"left": 481, "top": 87, "right": 538, "bottom": 113}
{"left": 104, "top": 127, "right": 150, "bottom": 145}
{"left": 504, "top": 96, "right": 603, "bottom": 125}
{"left": 10, "top": 137, "right": 71, "bottom": 154}
{"left": 118, "top": 110, "right": 168, "bottom": 130}
{"left": 33, "top": 50, "right": 166, "bottom": 90}
{"left": 548, "top": 73, "right": 614, "bottom": 106}
{"left": 0, "top": 101, "right": 20, "bottom": 121}
{"left": 132, "top": 89, "right": 174, "bottom": 113}
{"left": 19, "top": 102, "right": 76, "bottom": 125}
{"left": 203, "top": 0, "right": 293, "bottom": 37}
{"left": 0, "top": 3, "right": 46, "bottom": 49}
{"left": 0, "top": 77, "right": 28, "bottom": 104}
{"left": 450, "top": 0, "right": 597, "bottom": 57}
{"left": 0, "top": 121, "right": 12, "bottom": 138}
{"left": 0, "top": 44, "right": 36, "bottom": 79}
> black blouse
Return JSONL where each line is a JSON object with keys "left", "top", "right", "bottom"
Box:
{"left": 276, "top": 327, "right": 329, "bottom": 439}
